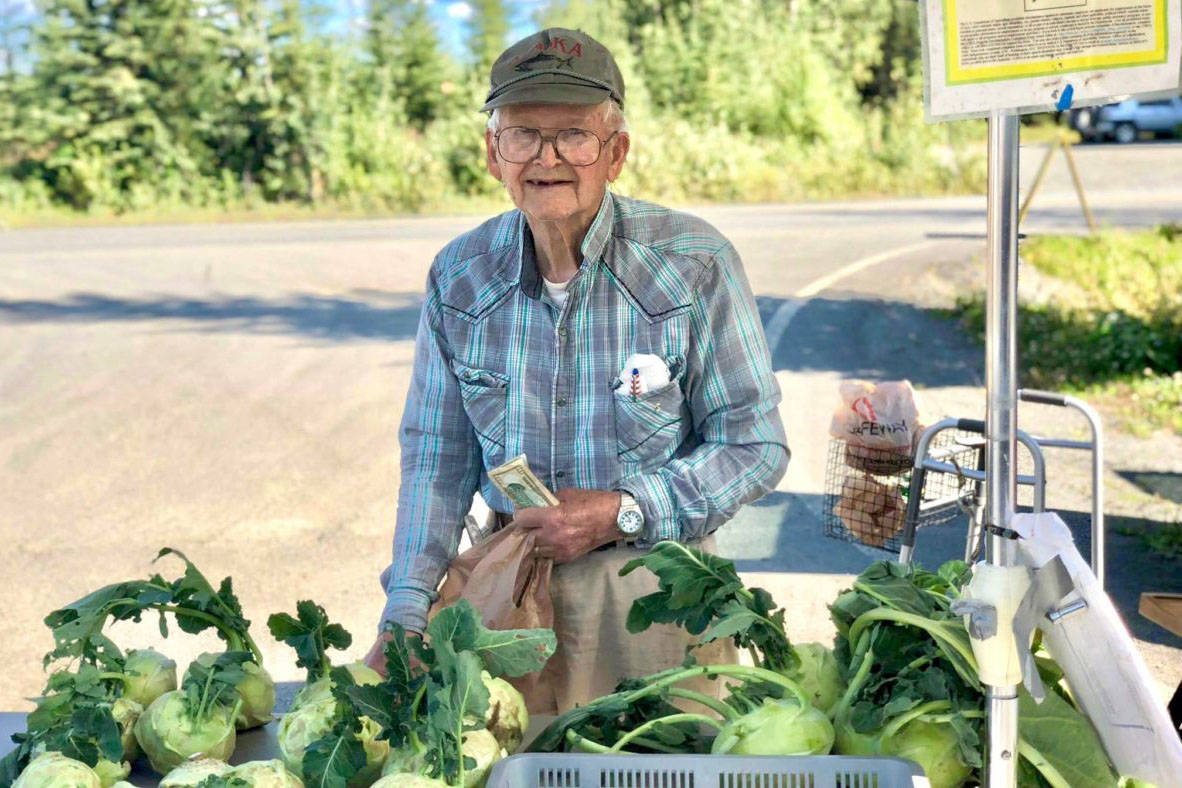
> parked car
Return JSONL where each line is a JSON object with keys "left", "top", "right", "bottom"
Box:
{"left": 1069, "top": 96, "right": 1182, "bottom": 143}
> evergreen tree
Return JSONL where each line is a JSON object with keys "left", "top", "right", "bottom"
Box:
{"left": 265, "top": 0, "right": 324, "bottom": 199}
{"left": 467, "top": 0, "right": 509, "bottom": 75}
{"left": 19, "top": 0, "right": 218, "bottom": 209}
{"left": 366, "top": 0, "right": 455, "bottom": 128}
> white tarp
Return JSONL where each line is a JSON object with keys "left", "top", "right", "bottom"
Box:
{"left": 1012, "top": 511, "right": 1182, "bottom": 785}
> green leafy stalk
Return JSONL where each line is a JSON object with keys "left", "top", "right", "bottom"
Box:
{"left": 266, "top": 600, "right": 352, "bottom": 683}
{"left": 529, "top": 662, "right": 811, "bottom": 753}
{"left": 0, "top": 666, "right": 125, "bottom": 788}
{"left": 847, "top": 607, "right": 980, "bottom": 689}
{"left": 620, "top": 541, "right": 798, "bottom": 673}
{"left": 326, "top": 601, "right": 554, "bottom": 787}
{"left": 666, "top": 688, "right": 741, "bottom": 721}
{"left": 608, "top": 713, "right": 724, "bottom": 752}
{"left": 44, "top": 548, "right": 261, "bottom": 667}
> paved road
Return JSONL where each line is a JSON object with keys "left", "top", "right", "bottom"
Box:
{"left": 0, "top": 143, "right": 1178, "bottom": 710}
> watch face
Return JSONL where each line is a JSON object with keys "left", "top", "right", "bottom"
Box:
{"left": 618, "top": 509, "right": 644, "bottom": 535}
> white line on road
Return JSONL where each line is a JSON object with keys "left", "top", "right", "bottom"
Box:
{"left": 792, "top": 240, "right": 938, "bottom": 299}
{"left": 763, "top": 241, "right": 942, "bottom": 352}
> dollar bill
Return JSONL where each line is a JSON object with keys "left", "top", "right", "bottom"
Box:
{"left": 488, "top": 454, "right": 559, "bottom": 509}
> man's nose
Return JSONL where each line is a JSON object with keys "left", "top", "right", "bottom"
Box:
{"left": 535, "top": 137, "right": 562, "bottom": 166}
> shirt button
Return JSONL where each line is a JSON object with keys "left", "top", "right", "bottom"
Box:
{"left": 556, "top": 398, "right": 567, "bottom": 407}
{"left": 555, "top": 471, "right": 565, "bottom": 479}
{"left": 557, "top": 327, "right": 567, "bottom": 337}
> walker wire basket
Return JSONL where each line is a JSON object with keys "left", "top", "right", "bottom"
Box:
{"left": 823, "top": 430, "right": 984, "bottom": 554}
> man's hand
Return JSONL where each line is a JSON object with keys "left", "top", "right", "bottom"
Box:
{"left": 363, "top": 629, "right": 425, "bottom": 677}
{"left": 513, "top": 488, "right": 622, "bottom": 564}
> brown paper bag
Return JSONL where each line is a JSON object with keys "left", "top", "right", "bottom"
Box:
{"left": 430, "top": 523, "right": 556, "bottom": 712}
{"left": 834, "top": 474, "right": 906, "bottom": 548}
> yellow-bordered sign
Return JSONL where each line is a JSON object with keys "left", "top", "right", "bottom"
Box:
{"left": 944, "top": 0, "right": 1169, "bottom": 85}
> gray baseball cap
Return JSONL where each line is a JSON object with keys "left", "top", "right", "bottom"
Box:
{"left": 482, "top": 28, "right": 625, "bottom": 112}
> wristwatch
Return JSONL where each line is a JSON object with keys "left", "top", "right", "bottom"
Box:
{"left": 616, "top": 492, "right": 644, "bottom": 542}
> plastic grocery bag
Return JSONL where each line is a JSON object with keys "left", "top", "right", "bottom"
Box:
{"left": 1012, "top": 511, "right": 1182, "bottom": 785}
{"left": 829, "top": 379, "right": 920, "bottom": 451}
{"left": 431, "top": 523, "right": 555, "bottom": 712}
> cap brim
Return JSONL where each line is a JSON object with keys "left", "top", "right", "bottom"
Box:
{"left": 481, "top": 80, "right": 612, "bottom": 112}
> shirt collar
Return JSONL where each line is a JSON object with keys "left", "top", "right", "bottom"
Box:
{"left": 515, "top": 190, "right": 615, "bottom": 299}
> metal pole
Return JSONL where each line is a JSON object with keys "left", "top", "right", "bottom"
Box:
{"left": 985, "top": 110, "right": 1021, "bottom": 787}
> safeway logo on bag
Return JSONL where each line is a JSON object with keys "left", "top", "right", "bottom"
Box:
{"left": 849, "top": 396, "right": 909, "bottom": 437}
{"left": 851, "top": 396, "right": 877, "bottom": 423}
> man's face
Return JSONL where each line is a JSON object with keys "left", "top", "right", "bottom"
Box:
{"left": 485, "top": 102, "right": 629, "bottom": 227}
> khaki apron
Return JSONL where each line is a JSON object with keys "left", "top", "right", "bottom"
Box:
{"left": 530, "top": 533, "right": 739, "bottom": 715}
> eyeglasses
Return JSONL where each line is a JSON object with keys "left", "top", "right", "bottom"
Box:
{"left": 494, "top": 126, "right": 618, "bottom": 166}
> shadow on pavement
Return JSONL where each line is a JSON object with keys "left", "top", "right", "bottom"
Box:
{"left": 0, "top": 290, "right": 424, "bottom": 342}
{"left": 715, "top": 492, "right": 1182, "bottom": 649}
{"left": 1116, "top": 470, "right": 1182, "bottom": 504}
{"left": 759, "top": 295, "right": 984, "bottom": 387}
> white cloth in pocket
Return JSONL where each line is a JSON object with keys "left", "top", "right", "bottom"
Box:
{"left": 615, "top": 353, "right": 671, "bottom": 397}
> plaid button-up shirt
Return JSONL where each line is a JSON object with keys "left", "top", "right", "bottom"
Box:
{"left": 380, "top": 190, "right": 789, "bottom": 633}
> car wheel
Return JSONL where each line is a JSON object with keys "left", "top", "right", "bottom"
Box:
{"left": 1114, "top": 122, "right": 1137, "bottom": 144}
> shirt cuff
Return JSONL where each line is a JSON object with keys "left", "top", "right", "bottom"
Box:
{"left": 618, "top": 472, "right": 678, "bottom": 546}
{"left": 379, "top": 587, "right": 434, "bottom": 636}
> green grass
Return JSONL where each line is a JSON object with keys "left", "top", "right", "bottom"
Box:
{"left": 1116, "top": 519, "right": 1182, "bottom": 561}
{"left": 948, "top": 225, "right": 1182, "bottom": 436}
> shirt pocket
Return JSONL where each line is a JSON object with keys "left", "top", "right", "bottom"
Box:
{"left": 612, "top": 377, "right": 687, "bottom": 467}
{"left": 451, "top": 360, "right": 509, "bottom": 451}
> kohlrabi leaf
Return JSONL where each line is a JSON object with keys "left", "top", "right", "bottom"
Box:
{"left": 1018, "top": 685, "right": 1117, "bottom": 788}
{"left": 301, "top": 725, "right": 368, "bottom": 788}
{"left": 471, "top": 624, "right": 556, "bottom": 678}
{"left": 619, "top": 541, "right": 797, "bottom": 672}
{"left": 266, "top": 600, "right": 352, "bottom": 683}
{"left": 181, "top": 650, "right": 249, "bottom": 719}
{"left": 422, "top": 599, "right": 555, "bottom": 679}
{"left": 43, "top": 549, "right": 262, "bottom": 668}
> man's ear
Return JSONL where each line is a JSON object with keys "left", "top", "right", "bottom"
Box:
{"left": 606, "top": 132, "right": 630, "bottom": 183}
{"left": 485, "top": 128, "right": 503, "bottom": 182}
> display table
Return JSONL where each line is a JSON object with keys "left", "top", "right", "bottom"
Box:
{"left": 0, "top": 712, "right": 282, "bottom": 786}
{"left": 0, "top": 683, "right": 555, "bottom": 786}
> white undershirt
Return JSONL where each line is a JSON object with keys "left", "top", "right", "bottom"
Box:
{"left": 542, "top": 276, "right": 571, "bottom": 310}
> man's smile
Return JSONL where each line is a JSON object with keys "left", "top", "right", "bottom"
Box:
{"left": 526, "top": 178, "right": 573, "bottom": 188}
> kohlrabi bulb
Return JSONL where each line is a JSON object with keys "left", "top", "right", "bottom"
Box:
{"left": 111, "top": 697, "right": 143, "bottom": 762}
{"left": 883, "top": 720, "right": 972, "bottom": 788}
{"left": 290, "top": 661, "right": 381, "bottom": 711}
{"left": 133, "top": 690, "right": 237, "bottom": 774}
{"left": 13, "top": 751, "right": 102, "bottom": 788}
{"left": 711, "top": 698, "right": 834, "bottom": 756}
{"left": 121, "top": 649, "right": 178, "bottom": 708}
{"left": 192, "top": 653, "right": 276, "bottom": 730}
{"left": 833, "top": 720, "right": 881, "bottom": 756}
{"left": 380, "top": 741, "right": 427, "bottom": 778}
{"left": 226, "top": 759, "right": 304, "bottom": 787}
{"left": 480, "top": 672, "right": 528, "bottom": 753}
{"left": 783, "top": 643, "right": 846, "bottom": 714}
{"left": 370, "top": 776, "right": 451, "bottom": 788}
{"left": 460, "top": 728, "right": 504, "bottom": 788}
{"left": 91, "top": 757, "right": 131, "bottom": 788}
{"left": 277, "top": 698, "right": 335, "bottom": 776}
{"left": 158, "top": 758, "right": 232, "bottom": 787}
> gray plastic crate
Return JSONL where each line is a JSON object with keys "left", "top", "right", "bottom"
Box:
{"left": 487, "top": 753, "right": 930, "bottom": 787}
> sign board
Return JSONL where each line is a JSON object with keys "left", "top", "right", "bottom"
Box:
{"left": 922, "top": 0, "right": 1182, "bottom": 119}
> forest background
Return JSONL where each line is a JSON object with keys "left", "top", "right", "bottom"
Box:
{"left": 0, "top": 0, "right": 1016, "bottom": 223}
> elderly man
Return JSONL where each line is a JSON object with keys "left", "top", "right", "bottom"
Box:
{"left": 365, "top": 28, "right": 789, "bottom": 712}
